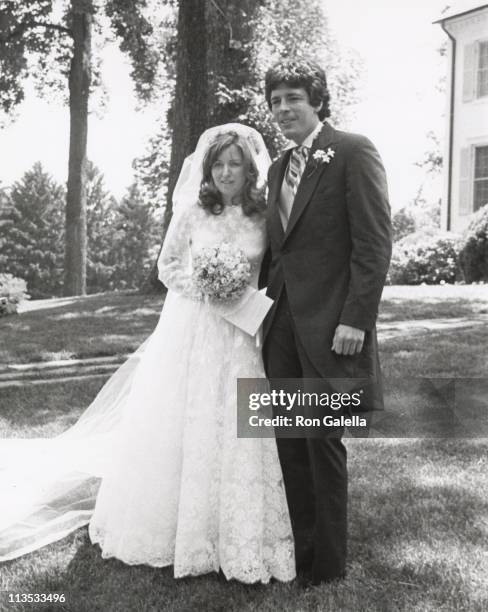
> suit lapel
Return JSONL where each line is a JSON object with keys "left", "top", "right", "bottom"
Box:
{"left": 283, "top": 122, "right": 338, "bottom": 242}
{"left": 267, "top": 149, "right": 291, "bottom": 243}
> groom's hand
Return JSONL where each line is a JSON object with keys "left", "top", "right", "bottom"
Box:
{"left": 332, "top": 324, "right": 365, "bottom": 355}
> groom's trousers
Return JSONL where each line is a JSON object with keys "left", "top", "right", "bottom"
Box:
{"left": 263, "top": 289, "right": 347, "bottom": 583}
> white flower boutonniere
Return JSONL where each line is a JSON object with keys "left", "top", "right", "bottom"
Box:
{"left": 313, "top": 147, "right": 335, "bottom": 164}
{"left": 307, "top": 147, "right": 335, "bottom": 177}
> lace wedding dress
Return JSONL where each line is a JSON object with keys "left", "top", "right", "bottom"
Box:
{"left": 0, "top": 202, "right": 295, "bottom": 584}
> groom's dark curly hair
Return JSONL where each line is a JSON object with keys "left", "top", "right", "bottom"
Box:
{"left": 265, "top": 59, "right": 331, "bottom": 121}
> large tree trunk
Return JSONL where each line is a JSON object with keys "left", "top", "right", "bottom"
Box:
{"left": 166, "top": 0, "right": 208, "bottom": 215}
{"left": 205, "top": 0, "right": 259, "bottom": 123}
{"left": 64, "top": 0, "right": 92, "bottom": 296}
{"left": 143, "top": 0, "right": 207, "bottom": 292}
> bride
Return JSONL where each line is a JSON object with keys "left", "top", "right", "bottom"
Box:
{"left": 0, "top": 124, "right": 295, "bottom": 584}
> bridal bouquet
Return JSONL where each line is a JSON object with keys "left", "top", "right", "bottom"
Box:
{"left": 192, "top": 242, "right": 251, "bottom": 301}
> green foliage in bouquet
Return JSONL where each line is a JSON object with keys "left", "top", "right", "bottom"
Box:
{"left": 458, "top": 203, "right": 488, "bottom": 283}
{"left": 387, "top": 230, "right": 461, "bottom": 285}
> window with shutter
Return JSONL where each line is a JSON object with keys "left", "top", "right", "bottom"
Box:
{"left": 474, "top": 146, "right": 488, "bottom": 211}
{"left": 459, "top": 147, "right": 472, "bottom": 214}
{"left": 477, "top": 41, "right": 488, "bottom": 98}
{"left": 463, "top": 43, "right": 477, "bottom": 102}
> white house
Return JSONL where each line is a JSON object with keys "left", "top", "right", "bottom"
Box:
{"left": 435, "top": 2, "right": 488, "bottom": 232}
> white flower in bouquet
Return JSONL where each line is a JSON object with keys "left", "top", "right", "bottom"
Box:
{"left": 192, "top": 242, "right": 251, "bottom": 301}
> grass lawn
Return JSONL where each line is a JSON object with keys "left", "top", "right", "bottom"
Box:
{"left": 1, "top": 438, "right": 486, "bottom": 611}
{"left": 1, "top": 286, "right": 487, "bottom": 611}
{"left": 1, "top": 284, "right": 487, "bottom": 366}
{"left": 0, "top": 292, "right": 164, "bottom": 365}
{"left": 380, "top": 284, "right": 488, "bottom": 321}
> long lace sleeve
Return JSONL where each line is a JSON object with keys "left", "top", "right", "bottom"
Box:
{"left": 157, "top": 206, "right": 203, "bottom": 300}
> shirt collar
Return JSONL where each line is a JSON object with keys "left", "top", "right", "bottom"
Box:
{"left": 284, "top": 121, "right": 323, "bottom": 150}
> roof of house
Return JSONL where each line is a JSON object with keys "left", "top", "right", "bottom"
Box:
{"left": 433, "top": 1, "right": 488, "bottom": 23}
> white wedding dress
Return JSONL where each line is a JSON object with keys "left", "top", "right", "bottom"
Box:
{"left": 0, "top": 202, "right": 295, "bottom": 584}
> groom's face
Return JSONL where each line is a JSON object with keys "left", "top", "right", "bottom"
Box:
{"left": 270, "top": 85, "right": 322, "bottom": 145}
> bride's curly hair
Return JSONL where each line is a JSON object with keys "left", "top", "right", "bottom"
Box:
{"left": 198, "top": 131, "right": 266, "bottom": 216}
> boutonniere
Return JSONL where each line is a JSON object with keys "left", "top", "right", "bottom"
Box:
{"left": 306, "top": 147, "right": 335, "bottom": 177}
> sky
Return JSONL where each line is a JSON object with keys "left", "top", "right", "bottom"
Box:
{"left": 0, "top": 0, "right": 448, "bottom": 209}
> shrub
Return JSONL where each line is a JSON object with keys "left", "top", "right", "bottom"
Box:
{"left": 387, "top": 230, "right": 461, "bottom": 285}
{"left": 458, "top": 203, "right": 488, "bottom": 282}
{"left": 0, "top": 273, "right": 30, "bottom": 316}
{"left": 392, "top": 207, "right": 416, "bottom": 242}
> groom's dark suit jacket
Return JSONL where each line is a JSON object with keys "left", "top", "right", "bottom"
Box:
{"left": 262, "top": 122, "right": 392, "bottom": 410}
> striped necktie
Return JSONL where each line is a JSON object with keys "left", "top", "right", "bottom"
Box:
{"left": 285, "top": 145, "right": 309, "bottom": 195}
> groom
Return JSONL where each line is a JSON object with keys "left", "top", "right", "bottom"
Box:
{"left": 261, "top": 59, "right": 392, "bottom": 585}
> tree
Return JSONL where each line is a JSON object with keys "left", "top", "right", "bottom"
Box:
{"left": 0, "top": 0, "right": 160, "bottom": 296}
{"left": 85, "top": 161, "right": 119, "bottom": 293}
{"left": 65, "top": 0, "right": 92, "bottom": 297}
{"left": 404, "top": 34, "right": 446, "bottom": 233}
{"left": 133, "top": 122, "right": 172, "bottom": 207}
{"left": 0, "top": 163, "right": 66, "bottom": 297}
{"left": 415, "top": 130, "right": 443, "bottom": 176}
{"left": 164, "top": 0, "right": 208, "bottom": 235}
{"left": 111, "top": 184, "right": 160, "bottom": 289}
{"left": 410, "top": 131, "right": 443, "bottom": 231}
{"left": 0, "top": 182, "right": 12, "bottom": 262}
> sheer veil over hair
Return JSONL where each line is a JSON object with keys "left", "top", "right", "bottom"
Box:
{"left": 0, "top": 124, "right": 270, "bottom": 563}
{"left": 171, "top": 123, "right": 270, "bottom": 213}
{"left": 159, "top": 124, "right": 270, "bottom": 274}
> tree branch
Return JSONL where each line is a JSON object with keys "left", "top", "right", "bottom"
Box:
{"left": 0, "top": 19, "right": 72, "bottom": 43}
{"left": 31, "top": 22, "right": 73, "bottom": 36}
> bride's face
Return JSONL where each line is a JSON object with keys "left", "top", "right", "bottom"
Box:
{"left": 211, "top": 145, "right": 247, "bottom": 203}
